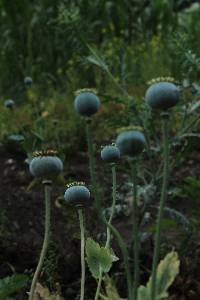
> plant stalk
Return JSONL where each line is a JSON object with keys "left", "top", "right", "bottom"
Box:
{"left": 105, "top": 220, "right": 133, "bottom": 300}
{"left": 95, "top": 164, "right": 117, "bottom": 300}
{"left": 78, "top": 209, "right": 85, "bottom": 300}
{"left": 131, "top": 161, "right": 139, "bottom": 300}
{"left": 85, "top": 120, "right": 100, "bottom": 212}
{"left": 94, "top": 268, "right": 103, "bottom": 300}
{"left": 29, "top": 181, "right": 51, "bottom": 300}
{"left": 105, "top": 164, "right": 117, "bottom": 248}
{"left": 151, "top": 116, "right": 169, "bottom": 300}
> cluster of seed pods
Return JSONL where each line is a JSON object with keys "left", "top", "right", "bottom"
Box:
{"left": 28, "top": 79, "right": 180, "bottom": 300}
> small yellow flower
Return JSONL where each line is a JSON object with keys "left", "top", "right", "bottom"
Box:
{"left": 41, "top": 111, "right": 49, "bottom": 118}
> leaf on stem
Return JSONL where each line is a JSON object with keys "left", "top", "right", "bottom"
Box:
{"left": 86, "top": 238, "right": 118, "bottom": 279}
{"left": 138, "top": 251, "right": 180, "bottom": 300}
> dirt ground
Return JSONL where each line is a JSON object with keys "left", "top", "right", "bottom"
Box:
{"left": 0, "top": 148, "right": 200, "bottom": 299}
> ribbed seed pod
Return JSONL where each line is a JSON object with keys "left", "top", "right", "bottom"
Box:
{"left": 64, "top": 185, "right": 90, "bottom": 207}
{"left": 29, "top": 151, "right": 63, "bottom": 179}
{"left": 74, "top": 91, "right": 100, "bottom": 117}
{"left": 145, "top": 82, "right": 179, "bottom": 110}
{"left": 101, "top": 144, "right": 120, "bottom": 163}
{"left": 116, "top": 130, "right": 145, "bottom": 157}
{"left": 24, "top": 76, "right": 33, "bottom": 87}
{"left": 4, "top": 99, "right": 14, "bottom": 109}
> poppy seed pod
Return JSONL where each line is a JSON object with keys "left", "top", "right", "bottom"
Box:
{"left": 145, "top": 82, "right": 179, "bottom": 110}
{"left": 24, "top": 76, "right": 33, "bottom": 87}
{"left": 64, "top": 185, "right": 90, "bottom": 207}
{"left": 116, "top": 130, "right": 145, "bottom": 157}
{"left": 4, "top": 99, "right": 14, "bottom": 109}
{"left": 74, "top": 91, "right": 100, "bottom": 117}
{"left": 101, "top": 145, "right": 120, "bottom": 163}
{"left": 29, "top": 151, "right": 63, "bottom": 179}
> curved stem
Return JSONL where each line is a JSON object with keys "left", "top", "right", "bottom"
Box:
{"left": 151, "top": 117, "right": 169, "bottom": 300}
{"left": 105, "top": 164, "right": 117, "bottom": 248}
{"left": 85, "top": 120, "right": 100, "bottom": 212}
{"left": 78, "top": 209, "right": 85, "bottom": 300}
{"left": 29, "top": 182, "right": 51, "bottom": 300}
{"left": 130, "top": 161, "right": 139, "bottom": 300}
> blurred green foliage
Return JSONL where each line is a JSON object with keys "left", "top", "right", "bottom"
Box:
{"left": 0, "top": 0, "right": 199, "bottom": 156}
{"left": 0, "top": 2, "right": 199, "bottom": 298}
{"left": 0, "top": 274, "right": 28, "bottom": 300}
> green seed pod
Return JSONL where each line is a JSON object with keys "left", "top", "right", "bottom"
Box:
{"left": 29, "top": 150, "right": 63, "bottom": 179}
{"left": 145, "top": 82, "right": 179, "bottom": 110}
{"left": 116, "top": 130, "right": 145, "bottom": 157}
{"left": 64, "top": 184, "right": 90, "bottom": 207}
{"left": 101, "top": 145, "right": 120, "bottom": 163}
{"left": 74, "top": 91, "right": 100, "bottom": 117}
{"left": 24, "top": 76, "right": 33, "bottom": 87}
{"left": 4, "top": 99, "right": 14, "bottom": 109}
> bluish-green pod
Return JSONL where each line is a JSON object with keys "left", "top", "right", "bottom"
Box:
{"left": 116, "top": 130, "right": 145, "bottom": 157}
{"left": 74, "top": 92, "right": 100, "bottom": 117}
{"left": 24, "top": 76, "right": 33, "bottom": 87}
{"left": 101, "top": 145, "right": 120, "bottom": 163}
{"left": 29, "top": 156, "right": 63, "bottom": 178}
{"left": 64, "top": 185, "right": 90, "bottom": 207}
{"left": 145, "top": 82, "right": 179, "bottom": 110}
{"left": 4, "top": 99, "right": 14, "bottom": 109}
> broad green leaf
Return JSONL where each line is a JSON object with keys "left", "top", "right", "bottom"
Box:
{"left": 0, "top": 274, "right": 28, "bottom": 300}
{"left": 155, "top": 251, "right": 180, "bottom": 298}
{"left": 137, "top": 286, "right": 150, "bottom": 300}
{"left": 99, "top": 247, "right": 113, "bottom": 273}
{"left": 86, "top": 238, "right": 117, "bottom": 279}
{"left": 138, "top": 251, "right": 180, "bottom": 300}
{"left": 86, "top": 238, "right": 102, "bottom": 278}
{"left": 109, "top": 248, "right": 119, "bottom": 262}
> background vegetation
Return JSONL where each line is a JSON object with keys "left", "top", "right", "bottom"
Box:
{"left": 0, "top": 0, "right": 199, "bottom": 299}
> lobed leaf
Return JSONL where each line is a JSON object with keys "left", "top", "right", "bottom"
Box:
{"left": 86, "top": 238, "right": 118, "bottom": 279}
{"left": 138, "top": 251, "right": 180, "bottom": 300}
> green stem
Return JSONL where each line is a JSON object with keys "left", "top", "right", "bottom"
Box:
{"left": 85, "top": 120, "right": 100, "bottom": 212}
{"left": 103, "top": 219, "right": 133, "bottom": 300}
{"left": 105, "top": 164, "right": 117, "bottom": 248}
{"left": 94, "top": 268, "right": 103, "bottom": 300}
{"left": 151, "top": 116, "right": 169, "bottom": 300}
{"left": 95, "top": 164, "right": 117, "bottom": 300}
{"left": 78, "top": 209, "right": 85, "bottom": 300}
{"left": 130, "top": 161, "right": 139, "bottom": 300}
{"left": 29, "top": 182, "right": 51, "bottom": 300}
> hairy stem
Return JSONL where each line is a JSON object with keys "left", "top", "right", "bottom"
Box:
{"left": 78, "top": 209, "right": 85, "bottom": 300}
{"left": 151, "top": 116, "right": 169, "bottom": 300}
{"left": 85, "top": 120, "right": 100, "bottom": 212}
{"left": 29, "top": 182, "right": 51, "bottom": 300}
{"left": 105, "top": 164, "right": 117, "bottom": 248}
{"left": 131, "top": 161, "right": 139, "bottom": 300}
